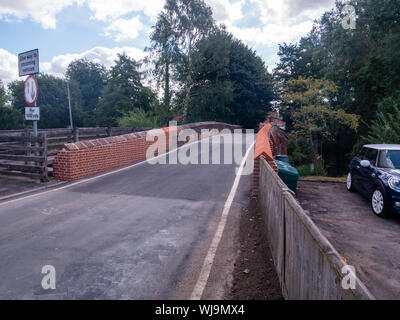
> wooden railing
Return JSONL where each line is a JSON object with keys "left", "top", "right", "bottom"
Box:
{"left": 0, "top": 126, "right": 151, "bottom": 181}
{"left": 0, "top": 133, "right": 48, "bottom": 181}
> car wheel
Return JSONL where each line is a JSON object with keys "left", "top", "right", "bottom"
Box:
{"left": 346, "top": 172, "right": 356, "bottom": 192}
{"left": 371, "top": 187, "right": 391, "bottom": 218}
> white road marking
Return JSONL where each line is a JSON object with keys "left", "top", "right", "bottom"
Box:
{"left": 190, "top": 141, "right": 255, "bottom": 300}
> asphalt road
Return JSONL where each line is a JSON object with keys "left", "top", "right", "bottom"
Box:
{"left": 297, "top": 180, "right": 400, "bottom": 300}
{"left": 0, "top": 135, "right": 253, "bottom": 299}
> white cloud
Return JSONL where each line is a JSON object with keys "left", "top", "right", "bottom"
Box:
{"left": 224, "top": 0, "right": 335, "bottom": 50}
{"left": 0, "top": 0, "right": 336, "bottom": 44}
{"left": 0, "top": 46, "right": 148, "bottom": 86}
{"left": 0, "top": 0, "right": 338, "bottom": 72}
{"left": 0, "top": 49, "right": 18, "bottom": 86}
{"left": 230, "top": 20, "right": 314, "bottom": 47}
{"left": 286, "top": 0, "right": 336, "bottom": 18}
{"left": 104, "top": 16, "right": 145, "bottom": 42}
{"left": 206, "top": 0, "right": 244, "bottom": 27}
{"left": 86, "top": 0, "right": 164, "bottom": 21}
{"left": 41, "top": 46, "right": 147, "bottom": 78}
{"left": 0, "top": 0, "right": 84, "bottom": 29}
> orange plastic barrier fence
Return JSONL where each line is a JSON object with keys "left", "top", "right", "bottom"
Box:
{"left": 254, "top": 123, "right": 274, "bottom": 162}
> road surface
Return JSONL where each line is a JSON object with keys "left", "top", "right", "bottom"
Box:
{"left": 0, "top": 134, "right": 253, "bottom": 299}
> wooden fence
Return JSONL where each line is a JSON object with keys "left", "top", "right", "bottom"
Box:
{"left": 0, "top": 133, "right": 48, "bottom": 181}
{"left": 0, "top": 126, "right": 151, "bottom": 181}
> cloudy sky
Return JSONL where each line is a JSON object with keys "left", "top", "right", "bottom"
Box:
{"left": 0, "top": 0, "right": 336, "bottom": 86}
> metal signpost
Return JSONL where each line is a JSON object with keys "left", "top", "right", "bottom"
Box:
{"left": 18, "top": 49, "right": 39, "bottom": 137}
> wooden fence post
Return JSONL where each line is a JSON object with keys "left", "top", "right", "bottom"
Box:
{"left": 73, "top": 127, "right": 79, "bottom": 142}
{"left": 41, "top": 133, "right": 48, "bottom": 182}
{"left": 107, "top": 127, "right": 113, "bottom": 137}
{"left": 23, "top": 129, "right": 30, "bottom": 165}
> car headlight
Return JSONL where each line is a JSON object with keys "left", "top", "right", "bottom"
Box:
{"left": 388, "top": 176, "right": 400, "bottom": 192}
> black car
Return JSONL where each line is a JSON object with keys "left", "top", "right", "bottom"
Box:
{"left": 347, "top": 145, "right": 400, "bottom": 217}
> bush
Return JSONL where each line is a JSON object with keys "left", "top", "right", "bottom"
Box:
{"left": 363, "top": 93, "right": 400, "bottom": 144}
{"left": 287, "top": 133, "right": 311, "bottom": 166}
{"left": 118, "top": 108, "right": 157, "bottom": 128}
{"left": 297, "top": 164, "right": 328, "bottom": 177}
{"left": 0, "top": 106, "right": 24, "bottom": 130}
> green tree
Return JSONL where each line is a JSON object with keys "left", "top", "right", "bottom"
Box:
{"left": 0, "top": 80, "right": 7, "bottom": 107}
{"left": 148, "top": 3, "right": 176, "bottom": 113}
{"left": 187, "top": 28, "right": 274, "bottom": 128}
{"left": 274, "top": 0, "right": 400, "bottom": 174}
{"left": 118, "top": 108, "right": 158, "bottom": 128}
{"left": 0, "top": 80, "right": 23, "bottom": 130}
{"left": 276, "top": 0, "right": 400, "bottom": 128}
{"left": 96, "top": 54, "right": 155, "bottom": 126}
{"left": 364, "top": 94, "right": 400, "bottom": 144}
{"left": 8, "top": 75, "right": 85, "bottom": 129}
{"left": 66, "top": 59, "right": 108, "bottom": 126}
{"left": 283, "top": 78, "right": 359, "bottom": 175}
{"left": 150, "top": 0, "right": 215, "bottom": 121}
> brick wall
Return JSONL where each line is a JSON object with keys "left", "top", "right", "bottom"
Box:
{"left": 53, "top": 122, "right": 240, "bottom": 181}
{"left": 270, "top": 126, "right": 288, "bottom": 156}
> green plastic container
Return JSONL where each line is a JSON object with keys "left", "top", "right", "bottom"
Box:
{"left": 275, "top": 160, "right": 299, "bottom": 193}
{"left": 275, "top": 155, "right": 290, "bottom": 164}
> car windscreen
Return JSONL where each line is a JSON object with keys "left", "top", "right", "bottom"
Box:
{"left": 378, "top": 150, "right": 400, "bottom": 169}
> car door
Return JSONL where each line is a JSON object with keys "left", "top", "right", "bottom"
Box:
{"left": 351, "top": 147, "right": 366, "bottom": 190}
{"left": 358, "top": 148, "right": 378, "bottom": 197}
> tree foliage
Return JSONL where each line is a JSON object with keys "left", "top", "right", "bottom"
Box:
{"left": 187, "top": 28, "right": 274, "bottom": 128}
{"left": 0, "top": 80, "right": 23, "bottom": 130}
{"left": 364, "top": 94, "right": 400, "bottom": 144}
{"left": 8, "top": 75, "right": 85, "bottom": 129}
{"left": 96, "top": 54, "right": 154, "bottom": 126}
{"left": 275, "top": 0, "right": 400, "bottom": 175}
{"left": 282, "top": 78, "right": 359, "bottom": 175}
{"left": 66, "top": 59, "right": 108, "bottom": 126}
{"left": 150, "top": 0, "right": 215, "bottom": 120}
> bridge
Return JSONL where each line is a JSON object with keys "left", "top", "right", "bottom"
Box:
{"left": 0, "top": 123, "right": 254, "bottom": 299}
{"left": 0, "top": 122, "right": 374, "bottom": 300}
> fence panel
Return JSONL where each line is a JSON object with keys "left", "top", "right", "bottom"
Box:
{"left": 0, "top": 133, "right": 48, "bottom": 181}
{"left": 258, "top": 157, "right": 374, "bottom": 300}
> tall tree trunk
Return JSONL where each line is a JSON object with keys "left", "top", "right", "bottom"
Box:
{"left": 309, "top": 130, "right": 319, "bottom": 176}
{"left": 164, "top": 60, "right": 170, "bottom": 110}
{"left": 183, "top": 38, "right": 193, "bottom": 122}
{"left": 183, "top": 72, "right": 192, "bottom": 121}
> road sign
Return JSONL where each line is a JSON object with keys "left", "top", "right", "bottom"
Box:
{"left": 24, "top": 75, "right": 38, "bottom": 106}
{"left": 25, "top": 107, "right": 40, "bottom": 121}
{"left": 18, "top": 49, "right": 39, "bottom": 76}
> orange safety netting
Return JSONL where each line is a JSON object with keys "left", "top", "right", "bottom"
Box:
{"left": 254, "top": 123, "right": 274, "bottom": 162}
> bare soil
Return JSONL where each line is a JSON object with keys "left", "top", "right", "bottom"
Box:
{"left": 227, "top": 199, "right": 283, "bottom": 300}
{"left": 0, "top": 175, "right": 59, "bottom": 200}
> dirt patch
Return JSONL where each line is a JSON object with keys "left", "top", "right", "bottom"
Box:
{"left": 227, "top": 199, "right": 283, "bottom": 300}
{"left": 0, "top": 175, "right": 58, "bottom": 200}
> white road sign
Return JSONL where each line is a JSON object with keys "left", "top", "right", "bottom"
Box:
{"left": 18, "top": 49, "right": 39, "bottom": 76}
{"left": 25, "top": 107, "right": 40, "bottom": 121}
{"left": 24, "top": 75, "right": 38, "bottom": 106}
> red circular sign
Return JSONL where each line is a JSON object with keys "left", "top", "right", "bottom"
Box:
{"left": 24, "top": 75, "right": 38, "bottom": 106}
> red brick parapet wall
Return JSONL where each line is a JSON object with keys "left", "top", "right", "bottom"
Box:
{"left": 253, "top": 123, "right": 279, "bottom": 197}
{"left": 53, "top": 122, "right": 241, "bottom": 181}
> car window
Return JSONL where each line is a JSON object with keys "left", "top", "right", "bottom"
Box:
{"left": 358, "top": 147, "right": 367, "bottom": 159}
{"left": 378, "top": 150, "right": 400, "bottom": 169}
{"left": 364, "top": 148, "right": 378, "bottom": 166}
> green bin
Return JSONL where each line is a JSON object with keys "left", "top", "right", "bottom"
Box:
{"left": 275, "top": 155, "right": 290, "bottom": 164}
{"left": 274, "top": 160, "right": 299, "bottom": 193}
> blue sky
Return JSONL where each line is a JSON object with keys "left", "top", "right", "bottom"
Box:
{"left": 0, "top": 0, "right": 336, "bottom": 86}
